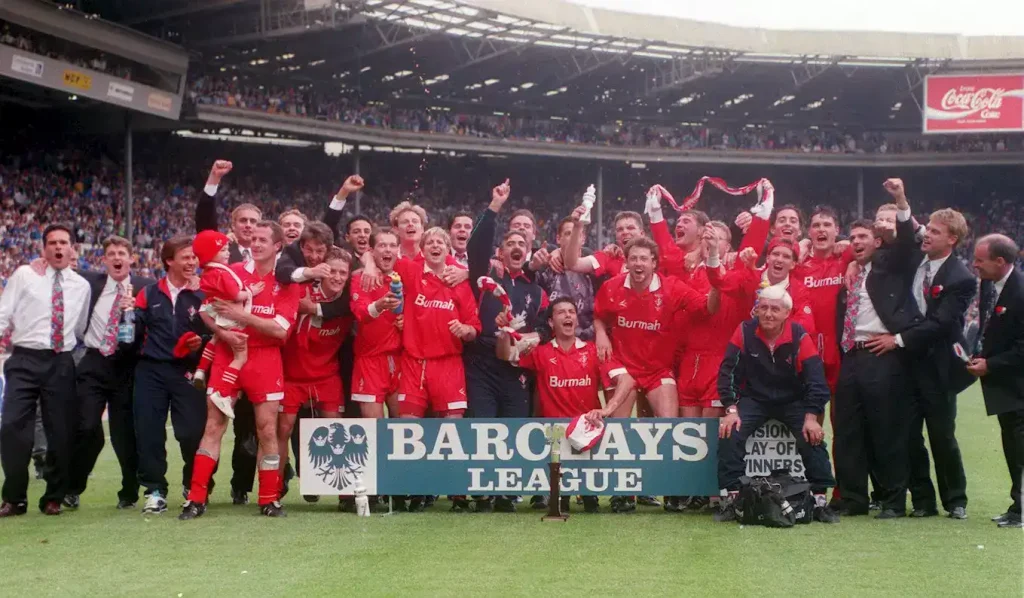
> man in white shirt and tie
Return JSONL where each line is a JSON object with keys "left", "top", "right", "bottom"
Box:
{"left": 0, "top": 224, "right": 91, "bottom": 517}
{"left": 883, "top": 179, "right": 975, "bottom": 521}
{"left": 63, "top": 236, "right": 156, "bottom": 511}
{"left": 834, "top": 218, "right": 922, "bottom": 519}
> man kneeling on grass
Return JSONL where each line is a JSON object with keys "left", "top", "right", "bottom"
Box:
{"left": 713, "top": 286, "right": 839, "bottom": 524}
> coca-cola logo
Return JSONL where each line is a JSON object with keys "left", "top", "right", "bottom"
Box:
{"left": 940, "top": 87, "right": 1005, "bottom": 113}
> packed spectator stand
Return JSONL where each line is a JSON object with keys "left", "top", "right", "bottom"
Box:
{"left": 188, "top": 76, "right": 1024, "bottom": 157}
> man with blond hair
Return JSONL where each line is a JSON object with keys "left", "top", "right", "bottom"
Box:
{"left": 882, "top": 178, "right": 975, "bottom": 520}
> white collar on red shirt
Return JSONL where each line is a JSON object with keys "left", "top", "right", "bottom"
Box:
{"left": 623, "top": 273, "right": 662, "bottom": 291}
{"left": 550, "top": 338, "right": 587, "bottom": 351}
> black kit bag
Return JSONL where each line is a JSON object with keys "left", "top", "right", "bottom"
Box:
{"left": 769, "top": 469, "right": 815, "bottom": 525}
{"left": 734, "top": 470, "right": 812, "bottom": 528}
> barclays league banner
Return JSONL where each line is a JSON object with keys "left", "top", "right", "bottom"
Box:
{"left": 300, "top": 418, "right": 719, "bottom": 496}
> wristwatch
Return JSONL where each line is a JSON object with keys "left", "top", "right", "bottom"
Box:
{"left": 725, "top": 406, "right": 738, "bottom": 415}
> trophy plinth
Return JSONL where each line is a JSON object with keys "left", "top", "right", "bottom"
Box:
{"left": 542, "top": 425, "right": 569, "bottom": 522}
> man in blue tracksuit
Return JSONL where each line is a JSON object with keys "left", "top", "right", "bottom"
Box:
{"left": 132, "top": 235, "right": 212, "bottom": 514}
{"left": 465, "top": 180, "right": 548, "bottom": 513}
{"left": 714, "top": 285, "right": 839, "bottom": 523}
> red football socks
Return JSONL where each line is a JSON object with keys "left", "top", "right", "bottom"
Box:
{"left": 258, "top": 469, "right": 282, "bottom": 506}
{"left": 188, "top": 453, "right": 218, "bottom": 504}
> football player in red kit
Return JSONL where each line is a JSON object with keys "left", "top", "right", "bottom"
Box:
{"left": 563, "top": 209, "right": 645, "bottom": 279}
{"left": 593, "top": 236, "right": 710, "bottom": 418}
{"left": 394, "top": 227, "right": 481, "bottom": 418}
{"left": 792, "top": 206, "right": 853, "bottom": 394}
{"left": 497, "top": 297, "right": 621, "bottom": 514}
{"left": 182, "top": 221, "right": 300, "bottom": 520}
{"left": 276, "top": 246, "right": 353, "bottom": 498}
{"left": 350, "top": 228, "right": 404, "bottom": 418}
{"left": 706, "top": 236, "right": 816, "bottom": 336}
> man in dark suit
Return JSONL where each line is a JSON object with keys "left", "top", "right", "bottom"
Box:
{"left": 883, "top": 179, "right": 975, "bottom": 520}
{"left": 968, "top": 234, "right": 1024, "bottom": 528}
{"left": 834, "top": 217, "right": 922, "bottom": 518}
{"left": 64, "top": 236, "right": 155, "bottom": 510}
{"left": 196, "top": 159, "right": 262, "bottom": 505}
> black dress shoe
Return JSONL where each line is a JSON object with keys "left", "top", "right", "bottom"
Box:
{"left": 41, "top": 501, "right": 62, "bottom": 515}
{"left": 910, "top": 508, "right": 939, "bottom": 518}
{"left": 875, "top": 508, "right": 906, "bottom": 519}
{"left": 837, "top": 506, "right": 869, "bottom": 517}
{"left": 0, "top": 502, "right": 28, "bottom": 517}
{"left": 230, "top": 489, "right": 249, "bottom": 505}
{"left": 62, "top": 494, "right": 80, "bottom": 509}
{"left": 868, "top": 501, "right": 881, "bottom": 511}
{"left": 529, "top": 495, "right": 548, "bottom": 510}
{"left": 493, "top": 497, "right": 516, "bottom": 513}
{"left": 947, "top": 507, "right": 967, "bottom": 520}
{"left": 997, "top": 514, "right": 1023, "bottom": 528}
{"left": 116, "top": 499, "right": 137, "bottom": 510}
{"left": 991, "top": 512, "right": 1013, "bottom": 523}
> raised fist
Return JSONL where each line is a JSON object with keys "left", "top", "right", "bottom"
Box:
{"left": 738, "top": 247, "right": 758, "bottom": 269}
{"left": 208, "top": 160, "right": 233, "bottom": 185}
{"left": 734, "top": 211, "right": 752, "bottom": 233}
{"left": 570, "top": 204, "right": 587, "bottom": 223}
{"left": 883, "top": 178, "right": 905, "bottom": 201}
{"left": 701, "top": 226, "right": 719, "bottom": 256}
{"left": 340, "top": 175, "right": 364, "bottom": 196}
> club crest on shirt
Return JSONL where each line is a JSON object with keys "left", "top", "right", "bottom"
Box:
{"left": 654, "top": 294, "right": 663, "bottom": 310}
{"left": 525, "top": 293, "right": 532, "bottom": 310}
{"left": 273, "top": 283, "right": 281, "bottom": 295}
{"left": 578, "top": 352, "right": 588, "bottom": 368}
{"left": 519, "top": 374, "right": 527, "bottom": 388}
{"left": 307, "top": 423, "right": 369, "bottom": 492}
{"left": 187, "top": 306, "right": 197, "bottom": 319}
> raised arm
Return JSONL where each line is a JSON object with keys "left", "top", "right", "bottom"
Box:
{"left": 563, "top": 205, "right": 596, "bottom": 274}
{"left": 324, "top": 175, "right": 364, "bottom": 238}
{"left": 197, "top": 160, "right": 232, "bottom": 232}
{"left": 468, "top": 179, "right": 510, "bottom": 293}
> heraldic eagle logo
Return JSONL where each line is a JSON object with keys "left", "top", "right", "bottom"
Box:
{"left": 307, "top": 423, "right": 370, "bottom": 492}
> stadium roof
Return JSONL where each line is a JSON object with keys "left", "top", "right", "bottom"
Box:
{"left": 78, "top": 0, "right": 1024, "bottom": 130}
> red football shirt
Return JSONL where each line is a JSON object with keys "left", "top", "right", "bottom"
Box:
{"left": 518, "top": 339, "right": 603, "bottom": 418}
{"left": 706, "top": 265, "right": 817, "bottom": 337}
{"left": 350, "top": 272, "right": 402, "bottom": 357}
{"left": 792, "top": 247, "right": 853, "bottom": 367}
{"left": 231, "top": 262, "right": 300, "bottom": 348}
{"left": 200, "top": 264, "right": 242, "bottom": 303}
{"left": 594, "top": 273, "right": 707, "bottom": 374}
{"left": 283, "top": 309, "right": 352, "bottom": 381}
{"left": 585, "top": 251, "right": 626, "bottom": 278}
{"left": 393, "top": 257, "right": 481, "bottom": 360}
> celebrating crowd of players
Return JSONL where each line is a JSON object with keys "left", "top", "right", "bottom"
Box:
{"left": 1, "top": 159, "right": 1021, "bottom": 529}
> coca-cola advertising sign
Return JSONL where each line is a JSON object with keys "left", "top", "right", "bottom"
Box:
{"left": 923, "top": 74, "right": 1024, "bottom": 133}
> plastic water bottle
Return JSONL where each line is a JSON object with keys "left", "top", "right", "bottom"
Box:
{"left": 354, "top": 481, "right": 370, "bottom": 517}
{"left": 117, "top": 309, "right": 135, "bottom": 344}
{"left": 389, "top": 272, "right": 404, "bottom": 315}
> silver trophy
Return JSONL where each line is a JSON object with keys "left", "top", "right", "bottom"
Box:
{"left": 580, "top": 184, "right": 596, "bottom": 224}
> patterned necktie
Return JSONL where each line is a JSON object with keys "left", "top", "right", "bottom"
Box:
{"left": 51, "top": 270, "right": 65, "bottom": 351}
{"left": 976, "top": 284, "right": 997, "bottom": 354}
{"left": 99, "top": 283, "right": 124, "bottom": 357}
{"left": 841, "top": 267, "right": 867, "bottom": 352}
{"left": 921, "top": 261, "right": 932, "bottom": 311}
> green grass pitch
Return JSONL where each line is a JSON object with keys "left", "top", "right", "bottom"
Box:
{"left": 1, "top": 384, "right": 1021, "bottom": 597}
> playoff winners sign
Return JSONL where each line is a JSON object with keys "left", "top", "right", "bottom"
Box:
{"left": 300, "top": 418, "right": 719, "bottom": 496}
{"left": 923, "top": 73, "right": 1024, "bottom": 133}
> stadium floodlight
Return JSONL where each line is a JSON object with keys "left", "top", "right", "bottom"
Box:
{"left": 772, "top": 95, "right": 796, "bottom": 107}
{"left": 535, "top": 40, "right": 577, "bottom": 49}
